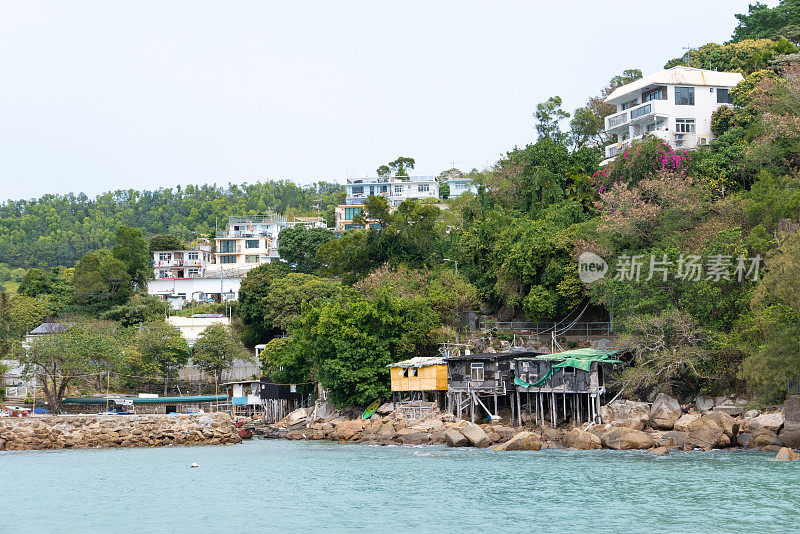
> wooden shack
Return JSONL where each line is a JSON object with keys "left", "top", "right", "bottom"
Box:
{"left": 445, "top": 351, "right": 542, "bottom": 423}
{"left": 513, "top": 348, "right": 622, "bottom": 427}
{"left": 388, "top": 357, "right": 447, "bottom": 416}
{"left": 259, "top": 376, "right": 307, "bottom": 422}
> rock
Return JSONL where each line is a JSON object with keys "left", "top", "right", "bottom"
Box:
{"left": 609, "top": 418, "right": 645, "bottom": 431}
{"left": 649, "top": 446, "right": 670, "bottom": 456}
{"left": 495, "top": 431, "right": 541, "bottom": 451}
{"left": 376, "top": 422, "right": 396, "bottom": 441}
{"left": 487, "top": 431, "right": 501, "bottom": 443}
{"left": 331, "top": 419, "right": 364, "bottom": 441}
{"left": 674, "top": 414, "right": 700, "bottom": 432}
{"left": 410, "top": 419, "right": 444, "bottom": 432}
{"left": 375, "top": 402, "right": 394, "bottom": 416}
{"left": 737, "top": 433, "right": 752, "bottom": 448}
{"left": 541, "top": 427, "right": 563, "bottom": 443}
{"left": 751, "top": 429, "right": 781, "bottom": 448}
{"left": 563, "top": 429, "right": 601, "bottom": 450}
{"left": 445, "top": 429, "right": 469, "bottom": 447}
{"left": 705, "top": 410, "right": 737, "bottom": 440}
{"left": 746, "top": 413, "right": 785, "bottom": 434}
{"left": 601, "top": 427, "right": 655, "bottom": 450}
{"left": 784, "top": 395, "right": 800, "bottom": 422}
{"left": 685, "top": 417, "right": 725, "bottom": 450}
{"left": 779, "top": 421, "right": 800, "bottom": 448}
{"left": 660, "top": 431, "right": 688, "bottom": 448}
{"left": 649, "top": 393, "right": 682, "bottom": 430}
{"left": 695, "top": 395, "right": 714, "bottom": 412}
{"left": 396, "top": 430, "right": 429, "bottom": 445}
{"left": 311, "top": 401, "right": 335, "bottom": 421}
{"left": 284, "top": 407, "right": 309, "bottom": 426}
{"left": 601, "top": 401, "right": 650, "bottom": 425}
{"left": 744, "top": 409, "right": 760, "bottom": 419}
{"left": 492, "top": 425, "right": 517, "bottom": 441}
{"left": 460, "top": 423, "right": 491, "bottom": 448}
{"left": 774, "top": 447, "right": 800, "bottom": 461}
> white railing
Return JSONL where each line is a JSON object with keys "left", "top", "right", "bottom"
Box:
{"left": 606, "top": 111, "right": 628, "bottom": 129}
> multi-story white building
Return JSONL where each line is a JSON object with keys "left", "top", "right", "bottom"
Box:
{"left": 602, "top": 66, "right": 744, "bottom": 161}
{"left": 152, "top": 249, "right": 213, "bottom": 280}
{"left": 345, "top": 176, "right": 439, "bottom": 207}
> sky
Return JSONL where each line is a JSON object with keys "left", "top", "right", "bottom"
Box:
{"left": 0, "top": 0, "right": 765, "bottom": 202}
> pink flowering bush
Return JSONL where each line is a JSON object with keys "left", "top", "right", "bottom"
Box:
{"left": 592, "top": 137, "right": 690, "bottom": 192}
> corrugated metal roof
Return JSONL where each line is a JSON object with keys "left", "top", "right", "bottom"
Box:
{"left": 29, "top": 322, "right": 68, "bottom": 335}
{"left": 387, "top": 356, "right": 446, "bottom": 368}
{"left": 62, "top": 395, "right": 226, "bottom": 405}
{"left": 444, "top": 350, "right": 543, "bottom": 361}
{"left": 605, "top": 67, "right": 744, "bottom": 104}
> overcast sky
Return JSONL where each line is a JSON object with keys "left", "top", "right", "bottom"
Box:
{"left": 0, "top": 0, "right": 763, "bottom": 202}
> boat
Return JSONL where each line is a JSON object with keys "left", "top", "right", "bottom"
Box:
{"left": 361, "top": 400, "right": 380, "bottom": 420}
{"left": 238, "top": 427, "right": 255, "bottom": 439}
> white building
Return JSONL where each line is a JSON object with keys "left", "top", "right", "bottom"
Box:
{"left": 447, "top": 176, "right": 478, "bottom": 197}
{"left": 602, "top": 67, "right": 744, "bottom": 161}
{"left": 345, "top": 176, "right": 439, "bottom": 207}
{"left": 152, "top": 249, "right": 213, "bottom": 280}
{"left": 148, "top": 276, "right": 242, "bottom": 310}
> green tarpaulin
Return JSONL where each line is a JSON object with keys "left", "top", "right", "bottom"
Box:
{"left": 514, "top": 348, "right": 623, "bottom": 388}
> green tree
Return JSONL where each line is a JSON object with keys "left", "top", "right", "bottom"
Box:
{"left": 534, "top": 96, "right": 570, "bottom": 145}
{"left": 5, "top": 294, "right": 54, "bottom": 339}
{"left": 149, "top": 234, "right": 185, "bottom": 251}
{"left": 192, "top": 323, "right": 253, "bottom": 379}
{"left": 16, "top": 318, "right": 121, "bottom": 411}
{"left": 135, "top": 320, "right": 190, "bottom": 395}
{"left": 102, "top": 293, "right": 166, "bottom": 327}
{"left": 237, "top": 262, "right": 289, "bottom": 344}
{"left": 73, "top": 250, "right": 132, "bottom": 313}
{"left": 18, "top": 268, "right": 52, "bottom": 297}
{"left": 731, "top": 0, "right": 800, "bottom": 43}
{"left": 377, "top": 156, "right": 416, "bottom": 178}
{"left": 439, "top": 182, "right": 450, "bottom": 199}
{"left": 277, "top": 226, "right": 335, "bottom": 273}
{"left": 262, "top": 273, "right": 341, "bottom": 330}
{"left": 112, "top": 226, "right": 150, "bottom": 289}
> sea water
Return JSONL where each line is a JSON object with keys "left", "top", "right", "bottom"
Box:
{"left": 1, "top": 439, "right": 797, "bottom": 533}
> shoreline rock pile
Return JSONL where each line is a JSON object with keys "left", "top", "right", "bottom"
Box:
{"left": 0, "top": 413, "right": 241, "bottom": 451}
{"left": 263, "top": 395, "right": 800, "bottom": 457}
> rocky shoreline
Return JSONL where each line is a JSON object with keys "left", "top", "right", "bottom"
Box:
{"left": 259, "top": 395, "right": 800, "bottom": 458}
{"left": 0, "top": 413, "right": 242, "bottom": 451}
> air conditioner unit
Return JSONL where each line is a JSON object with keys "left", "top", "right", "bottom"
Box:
{"left": 698, "top": 137, "right": 709, "bottom": 146}
{"left": 674, "top": 133, "right": 685, "bottom": 140}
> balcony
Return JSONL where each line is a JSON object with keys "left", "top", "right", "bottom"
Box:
{"left": 605, "top": 110, "right": 629, "bottom": 131}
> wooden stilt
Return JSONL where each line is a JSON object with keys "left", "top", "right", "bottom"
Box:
{"left": 516, "top": 390, "right": 522, "bottom": 427}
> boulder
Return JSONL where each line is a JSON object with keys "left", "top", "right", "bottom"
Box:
{"left": 375, "top": 402, "right": 395, "bottom": 416}
{"left": 744, "top": 409, "right": 760, "bottom": 419}
{"left": 331, "top": 419, "right": 363, "bottom": 441}
{"left": 649, "top": 393, "right": 682, "bottom": 430}
{"left": 311, "top": 401, "right": 335, "bottom": 421}
{"left": 609, "top": 418, "right": 645, "bottom": 431}
{"left": 774, "top": 447, "right": 800, "bottom": 461}
{"left": 674, "top": 414, "right": 700, "bottom": 433}
{"left": 460, "top": 423, "right": 491, "bottom": 448}
{"left": 601, "top": 427, "right": 654, "bottom": 450}
{"left": 746, "top": 413, "right": 785, "bottom": 434}
{"left": 495, "top": 431, "right": 541, "bottom": 451}
{"left": 396, "top": 430, "right": 429, "bottom": 445}
{"left": 540, "top": 427, "right": 563, "bottom": 443}
{"left": 649, "top": 446, "right": 670, "bottom": 456}
{"left": 695, "top": 395, "right": 714, "bottom": 412}
{"left": 685, "top": 417, "right": 725, "bottom": 450}
{"left": 737, "top": 433, "right": 752, "bottom": 448}
{"left": 376, "top": 422, "right": 396, "bottom": 441}
{"left": 563, "top": 429, "right": 601, "bottom": 450}
{"left": 784, "top": 395, "right": 800, "bottom": 422}
{"left": 445, "top": 429, "right": 470, "bottom": 447}
{"left": 779, "top": 421, "right": 800, "bottom": 448}
{"left": 284, "top": 407, "right": 309, "bottom": 427}
{"left": 705, "top": 410, "right": 737, "bottom": 440}
{"left": 751, "top": 429, "right": 781, "bottom": 448}
{"left": 601, "top": 400, "right": 650, "bottom": 425}
{"left": 492, "top": 425, "right": 517, "bottom": 442}
{"left": 660, "top": 431, "right": 688, "bottom": 448}
{"left": 410, "top": 419, "right": 444, "bottom": 432}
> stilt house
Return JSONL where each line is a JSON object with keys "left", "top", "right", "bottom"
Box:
{"left": 445, "top": 350, "right": 543, "bottom": 423}
{"left": 388, "top": 356, "right": 447, "bottom": 417}
{"left": 513, "top": 348, "right": 622, "bottom": 427}
{"left": 259, "top": 376, "right": 307, "bottom": 422}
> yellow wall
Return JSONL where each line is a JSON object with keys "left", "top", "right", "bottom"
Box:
{"left": 390, "top": 365, "right": 447, "bottom": 392}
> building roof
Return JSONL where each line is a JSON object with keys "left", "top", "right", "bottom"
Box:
{"left": 387, "top": 356, "right": 446, "bottom": 369}
{"left": 516, "top": 347, "right": 624, "bottom": 362}
{"left": 605, "top": 67, "right": 744, "bottom": 104}
{"left": 62, "top": 395, "right": 227, "bottom": 405}
{"left": 444, "top": 350, "right": 543, "bottom": 361}
{"left": 28, "top": 322, "right": 68, "bottom": 335}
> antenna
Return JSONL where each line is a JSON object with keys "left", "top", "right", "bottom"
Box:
{"left": 682, "top": 45, "right": 695, "bottom": 66}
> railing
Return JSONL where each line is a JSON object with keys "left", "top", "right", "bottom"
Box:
{"left": 606, "top": 112, "right": 628, "bottom": 129}
{"left": 479, "top": 321, "right": 613, "bottom": 336}
{"left": 630, "top": 103, "right": 652, "bottom": 120}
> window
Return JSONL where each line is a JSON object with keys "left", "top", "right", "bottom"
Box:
{"left": 344, "top": 207, "right": 362, "bottom": 220}
{"left": 245, "top": 239, "right": 259, "bottom": 249}
{"left": 394, "top": 186, "right": 403, "bottom": 194}
{"left": 218, "top": 240, "right": 236, "bottom": 253}
{"left": 418, "top": 184, "right": 430, "bottom": 193}
{"left": 470, "top": 362, "right": 484, "bottom": 382}
{"left": 158, "top": 253, "right": 172, "bottom": 261}
{"left": 187, "top": 252, "right": 198, "bottom": 261}
{"left": 188, "top": 269, "right": 199, "bottom": 277}
{"left": 410, "top": 368, "right": 417, "bottom": 377}
{"left": 643, "top": 87, "right": 665, "bottom": 102}
{"left": 620, "top": 99, "right": 638, "bottom": 110}
{"left": 402, "top": 368, "right": 409, "bottom": 378}
{"left": 630, "top": 103, "right": 651, "bottom": 119}
{"left": 675, "top": 86, "right": 695, "bottom": 105}
{"left": 219, "top": 255, "right": 236, "bottom": 264}
{"left": 351, "top": 186, "right": 364, "bottom": 195}
{"left": 716, "top": 88, "right": 733, "bottom": 104}
{"left": 245, "top": 254, "right": 259, "bottom": 263}
{"left": 675, "top": 118, "right": 695, "bottom": 133}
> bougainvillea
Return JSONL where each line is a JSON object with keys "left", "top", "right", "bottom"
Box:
{"left": 591, "top": 137, "right": 690, "bottom": 193}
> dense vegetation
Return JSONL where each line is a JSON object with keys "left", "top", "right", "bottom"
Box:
{"left": 3, "top": 1, "right": 800, "bottom": 407}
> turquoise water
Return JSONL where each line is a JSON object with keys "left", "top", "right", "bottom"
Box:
{"left": 1, "top": 439, "right": 797, "bottom": 533}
